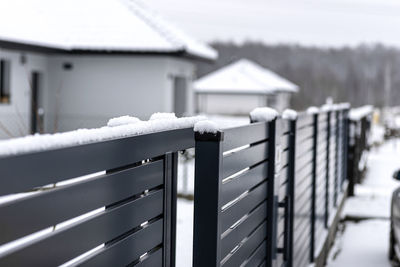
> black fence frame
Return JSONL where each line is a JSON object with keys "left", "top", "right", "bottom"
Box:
{"left": 0, "top": 105, "right": 371, "bottom": 267}
{"left": 193, "top": 107, "right": 352, "bottom": 267}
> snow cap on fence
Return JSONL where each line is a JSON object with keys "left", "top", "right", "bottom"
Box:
{"left": 194, "top": 120, "right": 220, "bottom": 134}
{"left": 349, "top": 105, "right": 374, "bottom": 121}
{"left": 150, "top": 112, "right": 177, "bottom": 120}
{"left": 250, "top": 107, "right": 278, "bottom": 122}
{"left": 321, "top": 104, "right": 333, "bottom": 112}
{"left": 107, "top": 116, "right": 141, "bottom": 127}
{"left": 338, "top": 102, "right": 351, "bottom": 109}
{"left": 306, "top": 106, "right": 319, "bottom": 115}
{"left": 282, "top": 109, "right": 297, "bottom": 120}
{"left": 0, "top": 115, "right": 207, "bottom": 157}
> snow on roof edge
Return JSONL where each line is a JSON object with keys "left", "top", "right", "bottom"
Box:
{"left": 194, "top": 58, "right": 299, "bottom": 93}
{"left": 0, "top": 0, "right": 218, "bottom": 61}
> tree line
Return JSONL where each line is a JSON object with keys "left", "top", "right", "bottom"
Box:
{"left": 195, "top": 42, "right": 400, "bottom": 110}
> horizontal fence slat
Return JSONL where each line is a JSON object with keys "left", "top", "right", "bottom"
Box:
{"left": 221, "top": 163, "right": 268, "bottom": 206}
{"left": 223, "top": 122, "right": 268, "bottom": 152}
{"left": 240, "top": 240, "right": 267, "bottom": 267}
{"left": 280, "top": 150, "right": 289, "bottom": 168}
{"left": 0, "top": 190, "right": 164, "bottom": 266}
{"left": 0, "top": 160, "right": 164, "bottom": 246}
{"left": 278, "top": 119, "right": 291, "bottom": 134}
{"left": 221, "top": 202, "right": 267, "bottom": 257}
{"left": 296, "top": 138, "right": 314, "bottom": 158}
{"left": 222, "top": 221, "right": 267, "bottom": 267}
{"left": 221, "top": 182, "right": 267, "bottom": 232}
{"left": 280, "top": 135, "right": 289, "bottom": 150}
{"left": 296, "top": 114, "right": 313, "bottom": 129}
{"left": 222, "top": 142, "right": 268, "bottom": 179}
{"left": 134, "top": 247, "right": 163, "bottom": 267}
{"left": 78, "top": 219, "right": 163, "bottom": 267}
{"left": 0, "top": 128, "right": 193, "bottom": 195}
{"left": 296, "top": 161, "right": 313, "bottom": 183}
{"left": 296, "top": 127, "right": 314, "bottom": 143}
{"left": 295, "top": 153, "right": 313, "bottom": 173}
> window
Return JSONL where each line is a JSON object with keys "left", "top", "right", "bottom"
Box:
{"left": 0, "top": 59, "right": 11, "bottom": 103}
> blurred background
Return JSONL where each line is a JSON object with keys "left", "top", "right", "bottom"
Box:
{"left": 0, "top": 0, "right": 400, "bottom": 138}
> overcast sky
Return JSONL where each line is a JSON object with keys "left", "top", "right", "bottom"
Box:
{"left": 146, "top": 0, "right": 400, "bottom": 47}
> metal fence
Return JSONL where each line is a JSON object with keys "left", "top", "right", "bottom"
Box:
{"left": 0, "top": 105, "right": 370, "bottom": 267}
{"left": 193, "top": 107, "right": 351, "bottom": 267}
{"left": 0, "top": 128, "right": 194, "bottom": 266}
{"left": 347, "top": 109, "right": 372, "bottom": 196}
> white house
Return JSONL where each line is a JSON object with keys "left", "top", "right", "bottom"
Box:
{"left": 0, "top": 0, "right": 217, "bottom": 138}
{"left": 194, "top": 59, "right": 298, "bottom": 115}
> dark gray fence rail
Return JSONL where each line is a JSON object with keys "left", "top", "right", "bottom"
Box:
{"left": 193, "top": 106, "right": 352, "bottom": 267}
{"left": 0, "top": 128, "right": 194, "bottom": 267}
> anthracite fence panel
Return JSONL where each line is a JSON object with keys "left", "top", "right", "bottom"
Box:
{"left": 0, "top": 128, "right": 194, "bottom": 267}
{"left": 293, "top": 113, "right": 314, "bottom": 267}
{"left": 193, "top": 119, "right": 276, "bottom": 267}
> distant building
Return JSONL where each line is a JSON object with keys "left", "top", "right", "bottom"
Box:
{"left": 194, "top": 59, "right": 298, "bottom": 115}
{"left": 0, "top": 0, "right": 217, "bottom": 138}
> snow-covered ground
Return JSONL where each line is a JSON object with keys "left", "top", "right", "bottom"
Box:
{"left": 327, "top": 139, "right": 400, "bottom": 267}
{"left": 176, "top": 199, "right": 194, "bottom": 267}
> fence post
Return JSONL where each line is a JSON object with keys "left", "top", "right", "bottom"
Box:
{"left": 163, "top": 152, "right": 173, "bottom": 267}
{"left": 342, "top": 108, "right": 350, "bottom": 192}
{"left": 325, "top": 111, "right": 331, "bottom": 228}
{"left": 193, "top": 131, "right": 224, "bottom": 267}
{"left": 286, "top": 117, "right": 296, "bottom": 267}
{"left": 334, "top": 111, "right": 339, "bottom": 207}
{"left": 267, "top": 118, "right": 277, "bottom": 266}
{"left": 310, "top": 112, "right": 318, "bottom": 263}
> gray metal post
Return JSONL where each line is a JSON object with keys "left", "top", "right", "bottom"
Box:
{"left": 287, "top": 118, "right": 296, "bottom": 267}
{"left": 310, "top": 113, "right": 318, "bottom": 263}
{"left": 343, "top": 109, "right": 350, "bottom": 192}
{"left": 193, "top": 131, "right": 224, "bottom": 267}
{"left": 266, "top": 119, "right": 277, "bottom": 266}
{"left": 325, "top": 111, "right": 331, "bottom": 228}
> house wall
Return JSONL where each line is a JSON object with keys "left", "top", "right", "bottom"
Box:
{"left": 46, "top": 55, "right": 195, "bottom": 132}
{"left": 0, "top": 49, "right": 197, "bottom": 138}
{"left": 0, "top": 48, "right": 49, "bottom": 139}
{"left": 196, "top": 92, "right": 293, "bottom": 115}
{"left": 197, "top": 94, "right": 268, "bottom": 115}
{"left": 275, "top": 92, "right": 292, "bottom": 113}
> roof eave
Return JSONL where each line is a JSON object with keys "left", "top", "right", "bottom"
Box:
{"left": 0, "top": 39, "right": 216, "bottom": 62}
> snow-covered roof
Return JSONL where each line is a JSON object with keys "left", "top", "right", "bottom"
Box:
{"left": 194, "top": 59, "right": 299, "bottom": 94}
{"left": 0, "top": 0, "right": 217, "bottom": 60}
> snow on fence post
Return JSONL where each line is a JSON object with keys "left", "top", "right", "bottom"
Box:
{"left": 193, "top": 120, "right": 224, "bottom": 267}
